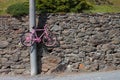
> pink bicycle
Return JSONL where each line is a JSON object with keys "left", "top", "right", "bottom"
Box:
{"left": 20, "top": 24, "right": 57, "bottom": 47}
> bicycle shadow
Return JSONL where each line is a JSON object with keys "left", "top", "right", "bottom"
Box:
{"left": 36, "top": 13, "right": 60, "bottom": 74}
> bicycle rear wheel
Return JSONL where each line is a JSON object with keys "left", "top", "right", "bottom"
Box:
{"left": 42, "top": 32, "right": 57, "bottom": 47}
{"left": 21, "top": 32, "right": 34, "bottom": 47}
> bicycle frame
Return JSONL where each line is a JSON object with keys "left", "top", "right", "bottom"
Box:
{"left": 31, "top": 24, "right": 49, "bottom": 43}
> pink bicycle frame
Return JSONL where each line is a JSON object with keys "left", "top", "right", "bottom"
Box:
{"left": 31, "top": 24, "right": 49, "bottom": 43}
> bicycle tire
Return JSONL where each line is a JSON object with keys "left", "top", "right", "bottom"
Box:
{"left": 21, "top": 32, "right": 34, "bottom": 47}
{"left": 42, "top": 32, "right": 57, "bottom": 47}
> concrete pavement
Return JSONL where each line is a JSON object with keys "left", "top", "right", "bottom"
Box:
{"left": 0, "top": 70, "right": 120, "bottom": 80}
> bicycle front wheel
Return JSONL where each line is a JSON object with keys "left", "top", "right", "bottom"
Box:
{"left": 21, "top": 32, "right": 34, "bottom": 47}
{"left": 42, "top": 32, "right": 57, "bottom": 47}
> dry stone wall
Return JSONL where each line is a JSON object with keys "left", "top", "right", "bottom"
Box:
{"left": 48, "top": 13, "right": 120, "bottom": 73}
{"left": 0, "top": 16, "right": 30, "bottom": 75}
{"left": 0, "top": 13, "right": 120, "bottom": 75}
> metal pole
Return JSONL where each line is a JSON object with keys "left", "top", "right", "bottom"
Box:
{"left": 29, "top": 0, "right": 38, "bottom": 75}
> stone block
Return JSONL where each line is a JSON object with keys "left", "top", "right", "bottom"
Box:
{"left": 0, "top": 41, "right": 9, "bottom": 49}
{"left": 114, "top": 53, "right": 120, "bottom": 58}
{"left": 14, "top": 69, "right": 25, "bottom": 74}
{"left": 1, "top": 58, "right": 8, "bottom": 63}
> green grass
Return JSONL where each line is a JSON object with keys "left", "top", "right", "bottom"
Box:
{"left": 109, "top": 0, "right": 120, "bottom": 7}
{"left": 0, "top": 0, "right": 27, "bottom": 15}
{"left": 86, "top": 0, "right": 120, "bottom": 13}
{"left": 88, "top": 5, "right": 120, "bottom": 13}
